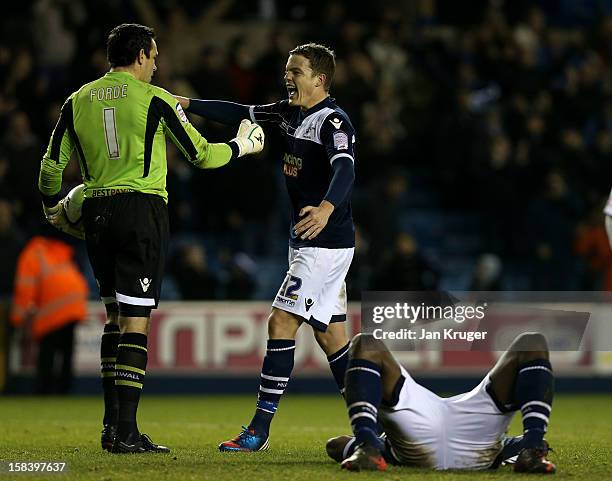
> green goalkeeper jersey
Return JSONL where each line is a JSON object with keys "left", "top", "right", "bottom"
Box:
{"left": 39, "top": 71, "right": 233, "bottom": 203}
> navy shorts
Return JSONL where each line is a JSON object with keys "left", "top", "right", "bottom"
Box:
{"left": 82, "top": 192, "right": 168, "bottom": 317}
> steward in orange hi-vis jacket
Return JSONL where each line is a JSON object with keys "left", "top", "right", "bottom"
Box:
{"left": 10, "top": 235, "right": 88, "bottom": 393}
{"left": 11, "top": 236, "right": 87, "bottom": 338}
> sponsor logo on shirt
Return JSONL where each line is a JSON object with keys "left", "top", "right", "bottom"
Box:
{"left": 275, "top": 295, "right": 296, "bottom": 308}
{"left": 90, "top": 188, "right": 135, "bottom": 197}
{"left": 283, "top": 152, "right": 303, "bottom": 178}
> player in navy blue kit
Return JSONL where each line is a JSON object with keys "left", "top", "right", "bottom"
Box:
{"left": 176, "top": 43, "right": 355, "bottom": 451}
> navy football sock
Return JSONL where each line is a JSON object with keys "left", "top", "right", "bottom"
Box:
{"left": 115, "top": 333, "right": 148, "bottom": 440}
{"left": 327, "top": 342, "right": 350, "bottom": 395}
{"left": 101, "top": 323, "right": 120, "bottom": 426}
{"left": 345, "top": 358, "right": 382, "bottom": 447}
{"left": 516, "top": 359, "right": 554, "bottom": 448}
{"left": 249, "top": 339, "right": 295, "bottom": 435}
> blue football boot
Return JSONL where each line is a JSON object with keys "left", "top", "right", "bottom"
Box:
{"left": 218, "top": 426, "right": 269, "bottom": 452}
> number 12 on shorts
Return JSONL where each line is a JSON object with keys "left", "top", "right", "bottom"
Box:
{"left": 282, "top": 275, "right": 302, "bottom": 300}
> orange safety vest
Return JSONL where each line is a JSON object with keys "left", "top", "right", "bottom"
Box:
{"left": 10, "top": 236, "right": 88, "bottom": 340}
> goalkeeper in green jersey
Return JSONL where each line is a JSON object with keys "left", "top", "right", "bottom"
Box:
{"left": 39, "top": 23, "right": 265, "bottom": 454}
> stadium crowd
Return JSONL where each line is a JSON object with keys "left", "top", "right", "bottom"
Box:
{"left": 0, "top": 0, "right": 611, "bottom": 302}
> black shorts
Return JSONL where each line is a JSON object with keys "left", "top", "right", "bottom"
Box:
{"left": 82, "top": 192, "right": 169, "bottom": 316}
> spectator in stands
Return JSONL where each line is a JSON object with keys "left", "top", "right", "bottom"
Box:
{"left": 223, "top": 252, "right": 257, "bottom": 300}
{"left": 2, "top": 111, "right": 42, "bottom": 232}
{"left": 470, "top": 253, "right": 503, "bottom": 291}
{"left": 346, "top": 225, "right": 371, "bottom": 301}
{"left": 372, "top": 232, "right": 438, "bottom": 291}
{"left": 526, "top": 171, "right": 584, "bottom": 290}
{"left": 575, "top": 205, "right": 612, "bottom": 291}
{"left": 1, "top": 1, "right": 612, "bottom": 295}
{"left": 0, "top": 198, "right": 24, "bottom": 393}
{"left": 0, "top": 199, "right": 24, "bottom": 299}
{"left": 171, "top": 244, "right": 220, "bottom": 300}
{"left": 356, "top": 170, "right": 407, "bottom": 258}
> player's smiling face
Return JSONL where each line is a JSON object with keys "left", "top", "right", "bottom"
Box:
{"left": 285, "top": 54, "right": 325, "bottom": 109}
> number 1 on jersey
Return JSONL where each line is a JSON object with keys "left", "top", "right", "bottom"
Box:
{"left": 103, "top": 107, "right": 120, "bottom": 159}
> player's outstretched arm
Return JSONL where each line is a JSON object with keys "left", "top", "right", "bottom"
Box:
{"left": 186, "top": 119, "right": 264, "bottom": 168}
{"left": 175, "top": 96, "right": 251, "bottom": 125}
{"left": 157, "top": 91, "right": 263, "bottom": 170}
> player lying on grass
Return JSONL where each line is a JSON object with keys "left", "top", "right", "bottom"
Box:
{"left": 326, "top": 332, "right": 556, "bottom": 474}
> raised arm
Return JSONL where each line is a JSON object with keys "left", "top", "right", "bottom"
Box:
{"left": 177, "top": 97, "right": 250, "bottom": 125}
{"left": 177, "top": 96, "right": 291, "bottom": 126}
{"left": 158, "top": 91, "right": 263, "bottom": 168}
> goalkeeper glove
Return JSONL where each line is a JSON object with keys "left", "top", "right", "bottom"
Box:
{"left": 42, "top": 199, "right": 85, "bottom": 240}
{"left": 231, "top": 119, "right": 265, "bottom": 157}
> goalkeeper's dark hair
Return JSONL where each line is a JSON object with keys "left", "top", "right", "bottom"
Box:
{"left": 107, "top": 23, "right": 155, "bottom": 68}
{"left": 290, "top": 43, "right": 336, "bottom": 92}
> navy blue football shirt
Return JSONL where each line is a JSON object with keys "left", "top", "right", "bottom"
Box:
{"left": 249, "top": 97, "right": 355, "bottom": 249}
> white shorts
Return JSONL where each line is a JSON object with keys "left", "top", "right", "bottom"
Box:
{"left": 379, "top": 366, "right": 515, "bottom": 470}
{"left": 272, "top": 246, "right": 354, "bottom": 331}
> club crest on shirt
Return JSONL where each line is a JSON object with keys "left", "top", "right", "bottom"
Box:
{"left": 333, "top": 131, "right": 349, "bottom": 150}
{"left": 175, "top": 103, "right": 188, "bottom": 123}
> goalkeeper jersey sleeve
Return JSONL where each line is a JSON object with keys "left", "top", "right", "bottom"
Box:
{"left": 39, "top": 71, "right": 234, "bottom": 204}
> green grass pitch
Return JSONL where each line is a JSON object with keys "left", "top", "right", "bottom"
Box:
{"left": 0, "top": 394, "right": 610, "bottom": 480}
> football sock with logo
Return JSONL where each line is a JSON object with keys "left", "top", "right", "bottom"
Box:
{"left": 249, "top": 339, "right": 295, "bottom": 435}
{"left": 101, "top": 323, "right": 120, "bottom": 426}
{"left": 516, "top": 359, "right": 554, "bottom": 448}
{"left": 327, "top": 342, "right": 350, "bottom": 396}
{"left": 345, "top": 358, "right": 382, "bottom": 447}
{"left": 115, "top": 332, "right": 148, "bottom": 440}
